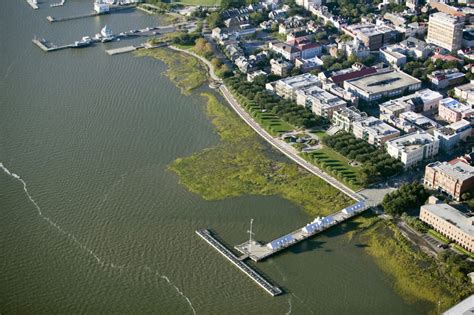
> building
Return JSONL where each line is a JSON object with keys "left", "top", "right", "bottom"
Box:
{"left": 386, "top": 132, "right": 439, "bottom": 167}
{"left": 269, "top": 42, "right": 300, "bottom": 61}
{"left": 380, "top": 46, "right": 407, "bottom": 68}
{"left": 424, "top": 161, "right": 474, "bottom": 200}
{"left": 94, "top": 0, "right": 110, "bottom": 13}
{"left": 455, "top": 82, "right": 474, "bottom": 105}
{"left": 296, "top": 86, "right": 347, "bottom": 119}
{"left": 397, "top": 37, "right": 431, "bottom": 59}
{"left": 320, "top": 66, "right": 377, "bottom": 87}
{"left": 272, "top": 73, "right": 321, "bottom": 100}
{"left": 434, "top": 119, "right": 472, "bottom": 152}
{"left": 332, "top": 106, "right": 367, "bottom": 132}
{"left": 247, "top": 70, "right": 267, "bottom": 82}
{"left": 352, "top": 116, "right": 400, "bottom": 147}
{"left": 270, "top": 59, "right": 292, "bottom": 77}
{"left": 405, "top": 0, "right": 419, "bottom": 10}
{"left": 344, "top": 69, "right": 422, "bottom": 102}
{"left": 438, "top": 98, "right": 474, "bottom": 123}
{"left": 344, "top": 23, "right": 401, "bottom": 51}
{"left": 420, "top": 202, "right": 474, "bottom": 253}
{"left": 399, "top": 111, "right": 439, "bottom": 131}
{"left": 426, "top": 12, "right": 463, "bottom": 51}
{"left": 428, "top": 68, "right": 466, "bottom": 90}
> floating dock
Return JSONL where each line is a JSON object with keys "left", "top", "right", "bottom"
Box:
{"left": 196, "top": 229, "right": 282, "bottom": 297}
{"left": 26, "top": 0, "right": 38, "bottom": 9}
{"left": 32, "top": 39, "right": 73, "bottom": 52}
{"left": 105, "top": 45, "right": 139, "bottom": 55}
{"left": 235, "top": 201, "right": 367, "bottom": 261}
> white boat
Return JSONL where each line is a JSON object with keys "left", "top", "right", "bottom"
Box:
{"left": 100, "top": 25, "right": 114, "bottom": 42}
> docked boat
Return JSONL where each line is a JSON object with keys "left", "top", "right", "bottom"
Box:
{"left": 100, "top": 25, "right": 114, "bottom": 42}
{"left": 73, "top": 36, "right": 92, "bottom": 48}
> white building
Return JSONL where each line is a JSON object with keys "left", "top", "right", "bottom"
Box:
{"left": 272, "top": 73, "right": 321, "bottom": 100}
{"left": 380, "top": 46, "right": 407, "bottom": 68}
{"left": 94, "top": 0, "right": 110, "bottom": 13}
{"left": 426, "top": 12, "right": 463, "bottom": 51}
{"left": 296, "top": 86, "right": 347, "bottom": 119}
{"left": 434, "top": 119, "right": 472, "bottom": 151}
{"left": 332, "top": 106, "right": 367, "bottom": 132}
{"left": 386, "top": 132, "right": 439, "bottom": 168}
{"left": 454, "top": 82, "right": 474, "bottom": 105}
{"left": 352, "top": 116, "right": 401, "bottom": 147}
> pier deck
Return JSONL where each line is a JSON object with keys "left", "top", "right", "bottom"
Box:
{"left": 235, "top": 201, "right": 367, "bottom": 261}
{"left": 196, "top": 229, "right": 282, "bottom": 297}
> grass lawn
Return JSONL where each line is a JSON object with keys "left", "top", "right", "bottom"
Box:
{"left": 303, "top": 146, "right": 363, "bottom": 190}
{"left": 312, "top": 130, "right": 328, "bottom": 139}
{"left": 452, "top": 244, "right": 474, "bottom": 259}
{"left": 428, "top": 229, "right": 450, "bottom": 244}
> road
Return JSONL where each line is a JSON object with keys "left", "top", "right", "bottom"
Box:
{"left": 172, "top": 44, "right": 365, "bottom": 202}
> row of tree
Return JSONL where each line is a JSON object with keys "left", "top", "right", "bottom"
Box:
{"left": 225, "top": 75, "right": 328, "bottom": 128}
{"left": 322, "top": 132, "right": 404, "bottom": 183}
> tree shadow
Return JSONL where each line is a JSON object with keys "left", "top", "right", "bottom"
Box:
{"left": 289, "top": 239, "right": 326, "bottom": 255}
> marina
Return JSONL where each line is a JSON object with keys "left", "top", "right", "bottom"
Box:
{"left": 195, "top": 229, "right": 283, "bottom": 297}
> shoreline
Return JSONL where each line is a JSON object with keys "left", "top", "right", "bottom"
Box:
{"left": 168, "top": 45, "right": 364, "bottom": 203}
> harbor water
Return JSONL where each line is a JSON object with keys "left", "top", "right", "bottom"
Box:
{"left": 1, "top": 0, "right": 431, "bottom": 313}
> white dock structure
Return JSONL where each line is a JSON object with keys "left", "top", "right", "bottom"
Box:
{"left": 196, "top": 229, "right": 283, "bottom": 297}
{"left": 26, "top": 0, "right": 38, "bottom": 9}
{"left": 235, "top": 201, "right": 367, "bottom": 262}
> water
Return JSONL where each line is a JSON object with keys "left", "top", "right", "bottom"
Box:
{"left": 1, "top": 1, "right": 431, "bottom": 313}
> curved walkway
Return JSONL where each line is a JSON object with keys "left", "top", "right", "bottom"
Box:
{"left": 170, "top": 45, "right": 364, "bottom": 202}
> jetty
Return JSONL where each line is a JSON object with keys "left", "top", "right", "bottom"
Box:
{"left": 32, "top": 38, "right": 73, "bottom": 52}
{"left": 47, "top": 5, "right": 134, "bottom": 23}
{"left": 26, "top": 0, "right": 38, "bottom": 9}
{"left": 196, "top": 229, "right": 282, "bottom": 297}
{"left": 105, "top": 42, "right": 168, "bottom": 55}
{"left": 235, "top": 201, "right": 367, "bottom": 261}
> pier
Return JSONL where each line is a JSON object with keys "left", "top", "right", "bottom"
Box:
{"left": 26, "top": 0, "right": 38, "bottom": 9}
{"left": 47, "top": 6, "right": 134, "bottom": 23}
{"left": 32, "top": 39, "right": 73, "bottom": 52}
{"left": 196, "top": 229, "right": 283, "bottom": 297}
{"left": 235, "top": 201, "right": 367, "bottom": 261}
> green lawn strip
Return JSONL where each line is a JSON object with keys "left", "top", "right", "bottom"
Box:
{"left": 452, "top": 244, "right": 474, "bottom": 259}
{"left": 303, "top": 147, "right": 363, "bottom": 190}
{"left": 428, "top": 229, "right": 450, "bottom": 244}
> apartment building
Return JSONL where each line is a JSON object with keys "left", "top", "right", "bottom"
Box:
{"left": 420, "top": 202, "right": 474, "bottom": 253}
{"left": 352, "top": 116, "right": 401, "bottom": 147}
{"left": 438, "top": 98, "right": 474, "bottom": 123}
{"left": 426, "top": 12, "right": 463, "bottom": 51}
{"left": 296, "top": 86, "right": 347, "bottom": 119}
{"left": 272, "top": 73, "right": 321, "bottom": 100}
{"left": 386, "top": 132, "right": 439, "bottom": 168}
{"left": 332, "top": 106, "right": 367, "bottom": 132}
{"left": 424, "top": 160, "right": 474, "bottom": 200}
{"left": 428, "top": 68, "right": 466, "bottom": 90}
{"left": 455, "top": 82, "right": 474, "bottom": 105}
{"left": 434, "top": 119, "right": 472, "bottom": 152}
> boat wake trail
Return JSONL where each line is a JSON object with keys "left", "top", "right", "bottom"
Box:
{"left": 145, "top": 265, "right": 197, "bottom": 315}
{"left": 285, "top": 295, "right": 292, "bottom": 315}
{"left": 1, "top": 162, "right": 196, "bottom": 314}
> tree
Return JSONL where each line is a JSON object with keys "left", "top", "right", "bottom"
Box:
{"left": 207, "top": 12, "right": 223, "bottom": 29}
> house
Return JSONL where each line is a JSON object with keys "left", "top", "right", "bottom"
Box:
{"left": 454, "top": 82, "right": 474, "bottom": 105}
{"left": 380, "top": 46, "right": 407, "bottom": 68}
{"left": 269, "top": 42, "right": 300, "bottom": 61}
{"left": 270, "top": 58, "right": 292, "bottom": 77}
{"left": 428, "top": 68, "right": 466, "bottom": 90}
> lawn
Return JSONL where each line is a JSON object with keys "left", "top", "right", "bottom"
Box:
{"left": 302, "top": 147, "right": 363, "bottom": 190}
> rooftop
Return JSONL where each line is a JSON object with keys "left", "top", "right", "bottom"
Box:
{"left": 422, "top": 202, "right": 474, "bottom": 237}
{"left": 439, "top": 98, "right": 473, "bottom": 114}
{"left": 334, "top": 106, "right": 367, "bottom": 121}
{"left": 387, "top": 132, "right": 437, "bottom": 153}
{"left": 345, "top": 69, "right": 421, "bottom": 94}
{"left": 428, "top": 160, "right": 474, "bottom": 182}
{"left": 275, "top": 73, "right": 321, "bottom": 90}
{"left": 354, "top": 116, "right": 400, "bottom": 136}
{"left": 400, "top": 111, "right": 439, "bottom": 130}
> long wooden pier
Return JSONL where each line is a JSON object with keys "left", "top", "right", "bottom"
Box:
{"left": 196, "top": 229, "right": 282, "bottom": 297}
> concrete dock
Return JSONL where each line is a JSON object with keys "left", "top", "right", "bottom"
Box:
{"left": 26, "top": 0, "right": 38, "bottom": 9}
{"left": 234, "top": 201, "right": 367, "bottom": 261}
{"left": 105, "top": 45, "right": 139, "bottom": 56}
{"left": 196, "top": 229, "right": 283, "bottom": 297}
{"left": 235, "top": 201, "right": 367, "bottom": 262}
{"left": 32, "top": 39, "right": 73, "bottom": 52}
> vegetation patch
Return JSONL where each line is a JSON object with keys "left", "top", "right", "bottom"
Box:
{"left": 428, "top": 229, "right": 450, "bottom": 245}
{"left": 301, "top": 147, "right": 363, "bottom": 190}
{"left": 169, "top": 93, "right": 353, "bottom": 216}
{"left": 137, "top": 48, "right": 207, "bottom": 94}
{"left": 354, "top": 217, "right": 473, "bottom": 312}
{"left": 381, "top": 183, "right": 428, "bottom": 216}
